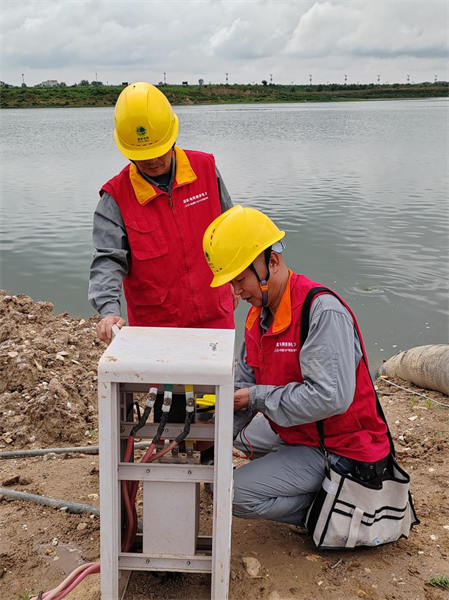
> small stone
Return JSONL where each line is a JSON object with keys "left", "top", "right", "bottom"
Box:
{"left": 268, "top": 593, "right": 281, "bottom": 600}
{"left": 364, "top": 567, "right": 371, "bottom": 574}
{"left": 408, "top": 415, "right": 418, "bottom": 422}
{"left": 51, "top": 537, "right": 59, "bottom": 546}
{"left": 34, "top": 360, "right": 43, "bottom": 371}
{"left": 56, "top": 355, "right": 65, "bottom": 361}
{"left": 60, "top": 506, "right": 68, "bottom": 512}
{"left": 357, "top": 591, "right": 368, "bottom": 598}
{"left": 317, "top": 580, "right": 324, "bottom": 586}
{"left": 443, "top": 525, "right": 449, "bottom": 530}
{"left": 87, "top": 493, "right": 99, "bottom": 500}
{"left": 44, "top": 547, "right": 55, "bottom": 556}
{"left": 430, "top": 534, "right": 437, "bottom": 541}
{"left": 7, "top": 351, "right": 18, "bottom": 358}
{"left": 305, "top": 554, "right": 321, "bottom": 562}
{"left": 53, "top": 555, "right": 60, "bottom": 561}
{"left": 428, "top": 468, "right": 435, "bottom": 473}
{"left": 89, "top": 514, "right": 96, "bottom": 520}
{"left": 58, "top": 351, "right": 69, "bottom": 356}
{"left": 77, "top": 522, "right": 88, "bottom": 531}
{"left": 417, "top": 550, "right": 424, "bottom": 555}
{"left": 230, "top": 570, "right": 237, "bottom": 580}
{"left": 79, "top": 319, "right": 86, "bottom": 326}
{"left": 289, "top": 588, "right": 301, "bottom": 596}
{"left": 242, "top": 556, "right": 261, "bottom": 577}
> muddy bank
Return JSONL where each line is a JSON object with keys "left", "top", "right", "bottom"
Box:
{"left": 1, "top": 290, "right": 448, "bottom": 600}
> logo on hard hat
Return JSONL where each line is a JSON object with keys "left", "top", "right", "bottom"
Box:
{"left": 136, "top": 126, "right": 147, "bottom": 136}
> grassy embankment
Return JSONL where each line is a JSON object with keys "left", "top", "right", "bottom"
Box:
{"left": 1, "top": 83, "right": 448, "bottom": 108}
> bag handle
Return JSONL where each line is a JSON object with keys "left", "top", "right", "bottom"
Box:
{"left": 300, "top": 287, "right": 395, "bottom": 457}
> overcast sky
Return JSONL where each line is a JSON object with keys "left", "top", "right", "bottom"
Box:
{"left": 2, "top": 0, "right": 448, "bottom": 86}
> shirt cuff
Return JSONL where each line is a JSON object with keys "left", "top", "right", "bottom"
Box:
{"left": 99, "top": 301, "right": 122, "bottom": 318}
{"left": 248, "top": 386, "right": 267, "bottom": 413}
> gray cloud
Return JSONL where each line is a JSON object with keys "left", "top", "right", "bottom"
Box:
{"left": 1, "top": 0, "right": 447, "bottom": 86}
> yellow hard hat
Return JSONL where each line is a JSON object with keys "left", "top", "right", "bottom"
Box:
{"left": 203, "top": 205, "right": 285, "bottom": 288}
{"left": 114, "top": 82, "right": 179, "bottom": 160}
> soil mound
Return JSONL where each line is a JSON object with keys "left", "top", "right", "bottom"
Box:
{"left": 0, "top": 290, "right": 102, "bottom": 449}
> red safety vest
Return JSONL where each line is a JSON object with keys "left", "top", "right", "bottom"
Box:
{"left": 244, "top": 271, "right": 389, "bottom": 462}
{"left": 101, "top": 147, "right": 234, "bottom": 329}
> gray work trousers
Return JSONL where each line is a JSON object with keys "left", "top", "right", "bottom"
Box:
{"left": 233, "top": 415, "right": 354, "bottom": 526}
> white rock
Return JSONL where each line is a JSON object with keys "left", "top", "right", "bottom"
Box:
{"left": 7, "top": 352, "right": 18, "bottom": 358}
{"left": 408, "top": 415, "right": 418, "bottom": 422}
{"left": 242, "top": 556, "right": 261, "bottom": 577}
{"left": 268, "top": 593, "right": 281, "bottom": 600}
{"left": 51, "top": 537, "right": 59, "bottom": 546}
{"left": 77, "top": 522, "right": 88, "bottom": 531}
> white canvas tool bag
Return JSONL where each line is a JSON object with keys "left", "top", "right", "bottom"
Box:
{"left": 305, "top": 441, "right": 419, "bottom": 549}
{"left": 300, "top": 287, "right": 419, "bottom": 549}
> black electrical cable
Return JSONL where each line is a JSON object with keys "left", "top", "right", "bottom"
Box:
{"left": 152, "top": 412, "right": 169, "bottom": 445}
{"left": 174, "top": 412, "right": 195, "bottom": 444}
{"left": 130, "top": 405, "right": 152, "bottom": 438}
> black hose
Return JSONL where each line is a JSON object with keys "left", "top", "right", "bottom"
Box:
{"left": 0, "top": 442, "right": 154, "bottom": 460}
{"left": 0, "top": 488, "right": 100, "bottom": 516}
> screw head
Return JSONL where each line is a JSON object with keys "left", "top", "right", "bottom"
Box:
{"left": 120, "top": 426, "right": 125, "bottom": 433}
{"left": 146, "top": 468, "right": 150, "bottom": 473}
{"left": 186, "top": 560, "right": 191, "bottom": 565}
{"left": 188, "top": 470, "right": 192, "bottom": 475}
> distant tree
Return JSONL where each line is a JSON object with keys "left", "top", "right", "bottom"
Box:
{"left": 261, "top": 80, "right": 267, "bottom": 86}
{"left": 59, "top": 82, "right": 67, "bottom": 87}
{"left": 79, "top": 79, "right": 90, "bottom": 86}
{"left": 198, "top": 78, "right": 204, "bottom": 86}
{"left": 21, "top": 82, "right": 27, "bottom": 87}
{"left": 91, "top": 80, "right": 103, "bottom": 86}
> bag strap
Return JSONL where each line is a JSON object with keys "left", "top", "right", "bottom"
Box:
{"left": 300, "top": 287, "right": 395, "bottom": 457}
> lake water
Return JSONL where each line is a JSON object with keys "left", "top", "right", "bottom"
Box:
{"left": 1, "top": 99, "right": 448, "bottom": 370}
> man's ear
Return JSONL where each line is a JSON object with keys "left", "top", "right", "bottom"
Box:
{"left": 269, "top": 251, "right": 281, "bottom": 274}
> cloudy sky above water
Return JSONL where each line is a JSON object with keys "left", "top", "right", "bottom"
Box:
{"left": 2, "top": 0, "right": 448, "bottom": 87}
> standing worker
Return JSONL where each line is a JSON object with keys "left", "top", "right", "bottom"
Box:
{"left": 202, "top": 206, "right": 390, "bottom": 528}
{"left": 89, "top": 82, "right": 236, "bottom": 343}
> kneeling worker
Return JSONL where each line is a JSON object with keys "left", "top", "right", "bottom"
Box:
{"left": 202, "top": 206, "right": 390, "bottom": 529}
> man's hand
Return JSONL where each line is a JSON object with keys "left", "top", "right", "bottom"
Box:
{"left": 234, "top": 388, "right": 250, "bottom": 411}
{"left": 96, "top": 316, "right": 126, "bottom": 345}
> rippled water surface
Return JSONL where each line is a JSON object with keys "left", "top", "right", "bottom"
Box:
{"left": 1, "top": 100, "right": 448, "bottom": 368}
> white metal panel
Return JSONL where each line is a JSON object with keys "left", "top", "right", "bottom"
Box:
{"left": 98, "top": 381, "right": 121, "bottom": 598}
{"left": 98, "top": 326, "right": 235, "bottom": 385}
{"left": 143, "top": 481, "right": 200, "bottom": 556}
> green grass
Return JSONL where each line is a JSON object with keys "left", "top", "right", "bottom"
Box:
{"left": 1, "top": 83, "right": 448, "bottom": 109}
{"left": 427, "top": 576, "right": 449, "bottom": 590}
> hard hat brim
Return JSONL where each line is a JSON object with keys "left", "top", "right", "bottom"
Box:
{"left": 209, "top": 230, "right": 286, "bottom": 288}
{"left": 114, "top": 114, "right": 179, "bottom": 161}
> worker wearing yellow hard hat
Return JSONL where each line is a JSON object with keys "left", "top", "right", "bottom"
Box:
{"left": 202, "top": 206, "right": 390, "bottom": 530}
{"left": 113, "top": 82, "right": 179, "bottom": 161}
{"left": 89, "top": 82, "right": 238, "bottom": 344}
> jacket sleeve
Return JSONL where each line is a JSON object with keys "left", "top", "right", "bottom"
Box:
{"left": 88, "top": 192, "right": 129, "bottom": 318}
{"left": 247, "top": 295, "right": 363, "bottom": 427}
{"left": 233, "top": 339, "right": 257, "bottom": 436}
{"left": 215, "top": 166, "right": 233, "bottom": 213}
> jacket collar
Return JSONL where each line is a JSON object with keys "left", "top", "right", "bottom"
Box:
{"left": 245, "top": 270, "right": 294, "bottom": 334}
{"left": 129, "top": 146, "right": 198, "bottom": 206}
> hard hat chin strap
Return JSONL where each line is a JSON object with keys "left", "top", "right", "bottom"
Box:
{"left": 249, "top": 246, "right": 272, "bottom": 308}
